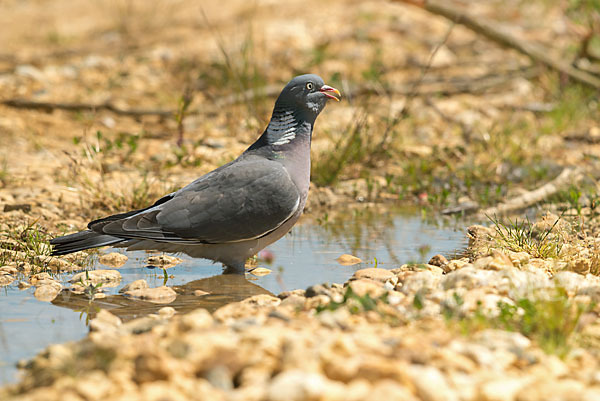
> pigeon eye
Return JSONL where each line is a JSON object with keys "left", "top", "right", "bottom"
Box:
{"left": 306, "top": 82, "right": 314, "bottom": 90}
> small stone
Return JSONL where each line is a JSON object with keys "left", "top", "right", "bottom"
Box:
{"left": 0, "top": 274, "right": 14, "bottom": 286}
{"left": 250, "top": 267, "right": 271, "bottom": 276}
{"left": 506, "top": 251, "right": 530, "bottom": 267}
{"left": 267, "top": 370, "right": 345, "bottom": 401}
{"left": 279, "top": 294, "right": 306, "bottom": 309}
{"left": 397, "top": 271, "right": 441, "bottom": 295}
{"left": 577, "top": 286, "right": 600, "bottom": 302}
{"left": 278, "top": 289, "right": 305, "bottom": 299}
{"left": 213, "top": 294, "right": 281, "bottom": 322}
{"left": 119, "top": 279, "right": 149, "bottom": 293}
{"left": 472, "top": 256, "right": 492, "bottom": 269}
{"left": 428, "top": 254, "right": 448, "bottom": 267}
{"left": 583, "top": 388, "right": 600, "bottom": 401}
{"left": 124, "top": 286, "right": 177, "bottom": 304}
{"left": 408, "top": 365, "right": 459, "bottom": 401}
{"left": 72, "top": 371, "right": 113, "bottom": 400}
{"left": 101, "top": 116, "right": 116, "bottom": 128}
{"left": 15, "top": 64, "right": 45, "bottom": 81}
{"left": 304, "top": 294, "right": 331, "bottom": 310}
{"left": 352, "top": 268, "right": 395, "bottom": 283}
{"left": 43, "top": 257, "right": 80, "bottom": 273}
{"left": 70, "top": 269, "right": 122, "bottom": 286}
{"left": 336, "top": 254, "right": 362, "bottom": 265}
{"left": 442, "top": 267, "right": 494, "bottom": 290}
{"left": 122, "top": 316, "right": 165, "bottom": 335}
{"left": 461, "top": 288, "right": 511, "bottom": 314}
{"left": 146, "top": 254, "right": 182, "bottom": 268}
{"left": 305, "top": 284, "right": 332, "bottom": 298}
{"left": 178, "top": 308, "right": 213, "bottom": 331}
{"left": 158, "top": 307, "right": 176, "bottom": 318}
{"left": 443, "top": 258, "right": 470, "bottom": 273}
{"left": 467, "top": 225, "right": 495, "bottom": 241}
{"left": 193, "top": 289, "right": 210, "bottom": 296}
{"left": 34, "top": 283, "right": 61, "bottom": 302}
{"left": 570, "top": 258, "right": 591, "bottom": 274}
{"left": 447, "top": 373, "right": 477, "bottom": 401}
{"left": 18, "top": 281, "right": 31, "bottom": 289}
{"left": 90, "top": 309, "right": 122, "bottom": 332}
{"left": 30, "top": 272, "right": 53, "bottom": 286}
{"left": 553, "top": 271, "right": 587, "bottom": 293}
{"left": 486, "top": 250, "right": 514, "bottom": 271}
{"left": 474, "top": 329, "right": 531, "bottom": 351}
{"left": 429, "top": 44, "right": 456, "bottom": 67}
{"left": 204, "top": 365, "right": 233, "bottom": 390}
{"left": 418, "top": 264, "right": 445, "bottom": 275}
{"left": 370, "top": 379, "right": 419, "bottom": 401}
{"left": 348, "top": 279, "right": 385, "bottom": 297}
{"left": 479, "top": 378, "right": 529, "bottom": 401}
{"left": 98, "top": 252, "right": 128, "bottom": 268}
{"left": 392, "top": 264, "right": 443, "bottom": 275}
{"left": 515, "top": 379, "right": 584, "bottom": 401}
{"left": 0, "top": 265, "right": 18, "bottom": 275}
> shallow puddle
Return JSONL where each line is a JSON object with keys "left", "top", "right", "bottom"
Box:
{"left": 0, "top": 207, "right": 469, "bottom": 384}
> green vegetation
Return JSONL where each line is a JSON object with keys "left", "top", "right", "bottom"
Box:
{"left": 541, "top": 82, "right": 599, "bottom": 134}
{"left": 550, "top": 184, "right": 600, "bottom": 218}
{"left": 0, "top": 220, "right": 94, "bottom": 275}
{"left": 316, "top": 286, "right": 387, "bottom": 315}
{"left": 308, "top": 72, "right": 599, "bottom": 212}
{"left": 0, "top": 220, "right": 53, "bottom": 274}
{"left": 314, "top": 286, "right": 403, "bottom": 325}
{"left": 64, "top": 132, "right": 178, "bottom": 218}
{"left": 443, "top": 287, "right": 591, "bottom": 357}
{"left": 75, "top": 270, "right": 104, "bottom": 300}
{"left": 312, "top": 111, "right": 371, "bottom": 186}
{"left": 73, "top": 130, "right": 141, "bottom": 164}
{"left": 200, "top": 18, "right": 270, "bottom": 122}
{"left": 488, "top": 214, "right": 565, "bottom": 259}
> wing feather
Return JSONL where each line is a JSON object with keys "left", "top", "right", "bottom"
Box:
{"left": 94, "top": 158, "right": 300, "bottom": 244}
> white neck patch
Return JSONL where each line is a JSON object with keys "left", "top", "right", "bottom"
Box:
{"left": 269, "top": 111, "right": 298, "bottom": 146}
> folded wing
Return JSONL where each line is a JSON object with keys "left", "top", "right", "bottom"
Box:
{"left": 91, "top": 159, "right": 300, "bottom": 244}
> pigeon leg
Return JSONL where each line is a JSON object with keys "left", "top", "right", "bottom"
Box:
{"left": 222, "top": 261, "right": 246, "bottom": 275}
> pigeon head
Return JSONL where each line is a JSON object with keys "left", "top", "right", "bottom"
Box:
{"left": 275, "top": 74, "right": 340, "bottom": 121}
{"left": 247, "top": 74, "right": 340, "bottom": 151}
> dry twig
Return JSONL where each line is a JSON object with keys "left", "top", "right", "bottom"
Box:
{"left": 1, "top": 68, "right": 532, "bottom": 118}
{"left": 394, "top": 0, "right": 600, "bottom": 89}
{"left": 480, "top": 167, "right": 583, "bottom": 216}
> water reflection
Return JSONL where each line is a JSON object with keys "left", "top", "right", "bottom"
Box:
{"left": 52, "top": 274, "right": 272, "bottom": 322}
{"left": 0, "top": 206, "right": 470, "bottom": 384}
{"left": 304, "top": 207, "right": 420, "bottom": 264}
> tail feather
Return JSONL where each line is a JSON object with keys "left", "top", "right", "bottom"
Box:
{"left": 50, "top": 230, "right": 123, "bottom": 255}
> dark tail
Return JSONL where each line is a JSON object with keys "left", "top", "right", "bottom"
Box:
{"left": 50, "top": 230, "right": 123, "bottom": 255}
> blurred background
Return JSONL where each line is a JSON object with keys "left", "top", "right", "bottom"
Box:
{"left": 0, "top": 0, "right": 599, "bottom": 219}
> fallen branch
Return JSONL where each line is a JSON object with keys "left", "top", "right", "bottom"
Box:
{"left": 480, "top": 167, "right": 583, "bottom": 216}
{"left": 394, "top": 0, "right": 600, "bottom": 90}
{"left": 441, "top": 200, "right": 480, "bottom": 216}
{"left": 1, "top": 67, "right": 534, "bottom": 118}
{"left": 1, "top": 98, "right": 175, "bottom": 118}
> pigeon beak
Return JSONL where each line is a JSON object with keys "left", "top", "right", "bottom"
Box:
{"left": 319, "top": 84, "right": 341, "bottom": 102}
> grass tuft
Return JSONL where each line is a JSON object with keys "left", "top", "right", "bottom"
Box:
{"left": 443, "top": 287, "right": 591, "bottom": 357}
{"left": 488, "top": 214, "right": 565, "bottom": 259}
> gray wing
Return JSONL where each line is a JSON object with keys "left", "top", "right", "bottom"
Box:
{"left": 93, "top": 158, "right": 301, "bottom": 244}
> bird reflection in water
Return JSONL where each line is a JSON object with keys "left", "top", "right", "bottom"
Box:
{"left": 51, "top": 274, "right": 272, "bottom": 323}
